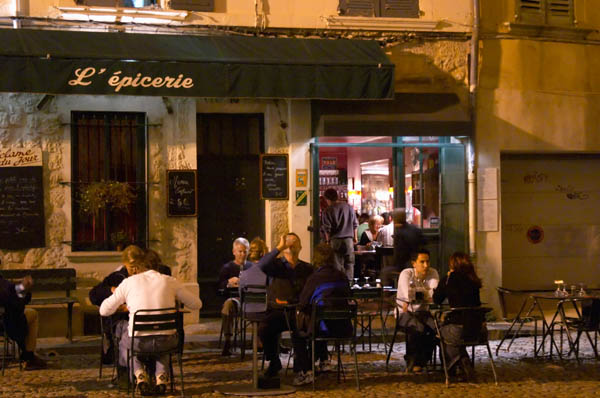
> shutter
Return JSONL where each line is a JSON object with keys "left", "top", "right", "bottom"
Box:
{"left": 546, "top": 0, "right": 573, "bottom": 25}
{"left": 380, "top": 0, "right": 419, "bottom": 18}
{"left": 338, "top": 0, "right": 378, "bottom": 17}
{"left": 517, "top": 0, "right": 544, "bottom": 24}
{"left": 169, "top": 0, "right": 214, "bottom": 12}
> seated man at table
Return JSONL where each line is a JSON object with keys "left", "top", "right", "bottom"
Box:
{"left": 218, "top": 237, "right": 253, "bottom": 356}
{"left": 396, "top": 248, "right": 439, "bottom": 373}
{"left": 0, "top": 269, "right": 46, "bottom": 370}
{"left": 89, "top": 244, "right": 145, "bottom": 369}
{"left": 100, "top": 258, "right": 202, "bottom": 395}
{"left": 293, "top": 243, "right": 350, "bottom": 385}
{"left": 255, "top": 233, "right": 314, "bottom": 379}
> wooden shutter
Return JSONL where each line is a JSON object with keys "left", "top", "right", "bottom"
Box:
{"left": 380, "top": 0, "right": 419, "bottom": 18}
{"left": 546, "top": 0, "right": 573, "bottom": 25}
{"left": 517, "top": 0, "right": 544, "bottom": 24}
{"left": 169, "top": 0, "right": 214, "bottom": 12}
{"left": 338, "top": 0, "right": 377, "bottom": 17}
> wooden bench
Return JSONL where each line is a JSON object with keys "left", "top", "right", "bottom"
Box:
{"left": 0, "top": 268, "right": 78, "bottom": 342}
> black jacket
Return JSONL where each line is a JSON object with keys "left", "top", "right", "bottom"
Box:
{"left": 89, "top": 266, "right": 129, "bottom": 307}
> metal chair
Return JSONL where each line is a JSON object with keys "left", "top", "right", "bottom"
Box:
{"left": 127, "top": 308, "right": 184, "bottom": 398}
{"left": 239, "top": 285, "right": 267, "bottom": 362}
{"left": 310, "top": 297, "right": 359, "bottom": 391}
{"left": 0, "top": 307, "right": 21, "bottom": 375}
{"left": 433, "top": 306, "right": 498, "bottom": 386}
{"left": 98, "top": 314, "right": 120, "bottom": 380}
{"left": 495, "top": 287, "right": 539, "bottom": 355}
{"left": 556, "top": 297, "right": 600, "bottom": 361}
{"left": 353, "top": 287, "right": 386, "bottom": 352}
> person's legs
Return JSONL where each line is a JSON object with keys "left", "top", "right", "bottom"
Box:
{"left": 221, "top": 298, "right": 238, "bottom": 356}
{"left": 258, "top": 311, "right": 286, "bottom": 377}
{"left": 330, "top": 239, "right": 346, "bottom": 275}
{"left": 23, "top": 308, "right": 38, "bottom": 353}
{"left": 341, "top": 237, "right": 355, "bottom": 281}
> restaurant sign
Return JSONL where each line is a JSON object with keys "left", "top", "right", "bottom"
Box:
{"left": 0, "top": 148, "right": 43, "bottom": 167}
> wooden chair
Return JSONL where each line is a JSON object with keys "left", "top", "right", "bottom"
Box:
{"left": 127, "top": 308, "right": 184, "bottom": 398}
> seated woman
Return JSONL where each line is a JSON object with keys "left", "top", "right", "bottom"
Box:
{"left": 433, "top": 252, "right": 483, "bottom": 382}
{"left": 358, "top": 215, "right": 383, "bottom": 247}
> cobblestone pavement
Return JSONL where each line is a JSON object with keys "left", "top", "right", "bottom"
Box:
{"left": 2, "top": 334, "right": 600, "bottom": 398}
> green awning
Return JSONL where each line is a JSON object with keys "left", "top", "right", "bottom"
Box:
{"left": 0, "top": 28, "right": 394, "bottom": 99}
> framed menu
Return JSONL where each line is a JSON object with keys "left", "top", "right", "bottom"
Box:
{"left": 0, "top": 148, "right": 45, "bottom": 249}
{"left": 167, "top": 170, "right": 197, "bottom": 217}
{"left": 260, "top": 154, "right": 288, "bottom": 200}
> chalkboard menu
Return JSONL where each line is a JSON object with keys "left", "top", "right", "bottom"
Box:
{"left": 167, "top": 170, "right": 197, "bottom": 217}
{"left": 0, "top": 166, "right": 45, "bottom": 249}
{"left": 260, "top": 154, "right": 289, "bottom": 200}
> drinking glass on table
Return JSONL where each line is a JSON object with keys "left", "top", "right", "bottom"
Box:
{"left": 578, "top": 283, "right": 587, "bottom": 297}
{"left": 364, "top": 276, "right": 371, "bottom": 288}
{"left": 554, "top": 280, "right": 564, "bottom": 297}
{"left": 352, "top": 278, "right": 361, "bottom": 289}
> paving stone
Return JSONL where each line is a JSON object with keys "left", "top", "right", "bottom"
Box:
{"left": 3, "top": 331, "right": 599, "bottom": 397}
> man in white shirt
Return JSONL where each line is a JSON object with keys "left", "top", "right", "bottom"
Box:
{"left": 100, "top": 259, "right": 202, "bottom": 395}
{"left": 395, "top": 248, "right": 439, "bottom": 373}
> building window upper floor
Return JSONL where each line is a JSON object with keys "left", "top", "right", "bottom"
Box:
{"left": 338, "top": 0, "right": 419, "bottom": 18}
{"left": 75, "top": 0, "right": 214, "bottom": 11}
{"left": 517, "top": 0, "right": 574, "bottom": 26}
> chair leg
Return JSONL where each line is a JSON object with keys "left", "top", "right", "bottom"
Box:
{"left": 485, "top": 343, "right": 499, "bottom": 386}
{"left": 312, "top": 339, "right": 316, "bottom": 391}
{"left": 385, "top": 324, "right": 399, "bottom": 371}
{"left": 178, "top": 353, "right": 185, "bottom": 398}
{"left": 353, "top": 341, "right": 360, "bottom": 391}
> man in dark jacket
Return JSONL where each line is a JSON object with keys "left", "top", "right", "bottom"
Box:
{"left": 255, "top": 233, "right": 313, "bottom": 380}
{"left": 0, "top": 271, "right": 46, "bottom": 370}
{"left": 292, "top": 243, "right": 352, "bottom": 386}
{"left": 89, "top": 245, "right": 145, "bottom": 369}
{"left": 381, "top": 208, "right": 426, "bottom": 287}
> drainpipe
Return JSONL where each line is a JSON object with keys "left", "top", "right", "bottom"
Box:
{"left": 468, "top": 0, "right": 480, "bottom": 257}
{"left": 13, "top": 0, "right": 22, "bottom": 28}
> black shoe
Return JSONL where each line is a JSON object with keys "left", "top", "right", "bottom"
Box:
{"left": 24, "top": 355, "right": 47, "bottom": 371}
{"left": 222, "top": 339, "right": 232, "bottom": 356}
{"left": 264, "top": 358, "right": 282, "bottom": 378}
{"left": 459, "top": 357, "right": 477, "bottom": 383}
{"left": 101, "top": 344, "right": 115, "bottom": 365}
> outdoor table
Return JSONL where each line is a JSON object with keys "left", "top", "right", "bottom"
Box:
{"left": 528, "top": 293, "right": 600, "bottom": 359}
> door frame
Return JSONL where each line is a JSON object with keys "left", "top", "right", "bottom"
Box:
{"left": 310, "top": 137, "right": 466, "bottom": 273}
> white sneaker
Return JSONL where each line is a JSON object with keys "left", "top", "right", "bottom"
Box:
{"left": 318, "top": 359, "right": 334, "bottom": 373}
{"left": 292, "top": 371, "right": 314, "bottom": 386}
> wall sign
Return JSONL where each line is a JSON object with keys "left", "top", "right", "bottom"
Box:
{"left": 527, "top": 225, "right": 544, "bottom": 244}
{"left": 296, "top": 190, "right": 307, "bottom": 206}
{"left": 167, "top": 170, "right": 197, "bottom": 217}
{"left": 295, "top": 169, "right": 307, "bottom": 188}
{"left": 0, "top": 148, "right": 45, "bottom": 249}
{"left": 260, "top": 154, "right": 288, "bottom": 200}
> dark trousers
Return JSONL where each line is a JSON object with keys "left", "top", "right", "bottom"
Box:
{"left": 258, "top": 310, "right": 294, "bottom": 362}
{"left": 292, "top": 338, "right": 327, "bottom": 373}
{"left": 439, "top": 324, "right": 468, "bottom": 369}
{"left": 401, "top": 312, "right": 436, "bottom": 367}
{"left": 3, "top": 310, "right": 31, "bottom": 360}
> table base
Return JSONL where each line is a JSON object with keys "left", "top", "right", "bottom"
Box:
{"left": 216, "top": 383, "right": 296, "bottom": 396}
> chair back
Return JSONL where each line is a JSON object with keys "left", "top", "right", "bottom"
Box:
{"left": 131, "top": 308, "right": 180, "bottom": 338}
{"left": 438, "top": 306, "right": 491, "bottom": 345}
{"left": 496, "top": 287, "right": 510, "bottom": 320}
{"left": 241, "top": 285, "right": 267, "bottom": 319}
{"left": 311, "top": 297, "right": 357, "bottom": 338}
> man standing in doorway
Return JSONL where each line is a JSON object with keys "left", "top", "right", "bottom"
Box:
{"left": 321, "top": 188, "right": 358, "bottom": 280}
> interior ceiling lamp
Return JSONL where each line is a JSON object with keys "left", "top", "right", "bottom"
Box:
{"left": 56, "top": 6, "right": 188, "bottom": 24}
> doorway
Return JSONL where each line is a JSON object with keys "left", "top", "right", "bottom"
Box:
{"left": 196, "top": 113, "right": 265, "bottom": 315}
{"left": 311, "top": 136, "right": 466, "bottom": 276}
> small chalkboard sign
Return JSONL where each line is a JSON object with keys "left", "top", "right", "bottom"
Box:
{"left": 0, "top": 165, "right": 45, "bottom": 249}
{"left": 260, "top": 154, "right": 289, "bottom": 200}
{"left": 167, "top": 170, "right": 197, "bottom": 217}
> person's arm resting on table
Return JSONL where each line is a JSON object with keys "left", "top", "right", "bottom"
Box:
{"left": 99, "top": 283, "right": 127, "bottom": 316}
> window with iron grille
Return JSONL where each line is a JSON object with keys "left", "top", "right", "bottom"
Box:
{"left": 71, "top": 112, "right": 147, "bottom": 252}
{"left": 517, "top": 0, "right": 574, "bottom": 25}
{"left": 338, "top": 0, "right": 419, "bottom": 18}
